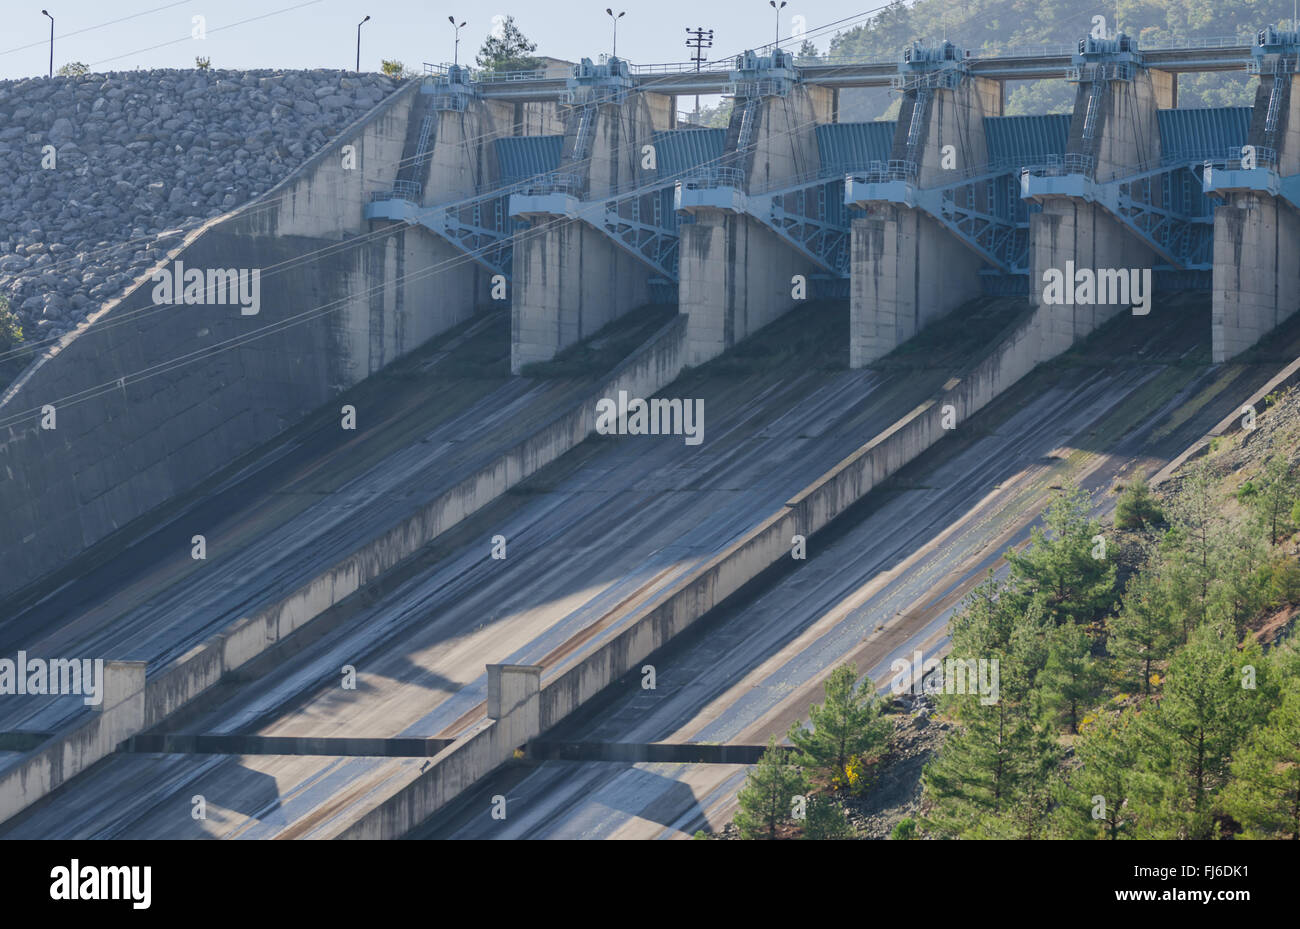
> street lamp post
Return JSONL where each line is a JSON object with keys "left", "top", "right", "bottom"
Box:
{"left": 768, "top": 0, "right": 786, "bottom": 51}
{"left": 41, "top": 9, "right": 54, "bottom": 78}
{"left": 605, "top": 9, "right": 625, "bottom": 59}
{"left": 356, "top": 15, "right": 370, "bottom": 72}
{"left": 449, "top": 16, "right": 467, "bottom": 67}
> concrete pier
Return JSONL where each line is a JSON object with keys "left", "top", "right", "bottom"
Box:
{"left": 1025, "top": 36, "right": 1161, "bottom": 360}
{"left": 849, "top": 44, "right": 1005, "bottom": 366}
{"left": 510, "top": 59, "right": 673, "bottom": 373}
{"left": 678, "top": 51, "right": 833, "bottom": 366}
{"left": 1210, "top": 31, "right": 1300, "bottom": 361}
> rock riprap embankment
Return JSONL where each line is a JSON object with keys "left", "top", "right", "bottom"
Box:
{"left": 0, "top": 68, "right": 397, "bottom": 345}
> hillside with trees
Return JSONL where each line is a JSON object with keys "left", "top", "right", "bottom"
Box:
{"left": 723, "top": 383, "right": 1300, "bottom": 840}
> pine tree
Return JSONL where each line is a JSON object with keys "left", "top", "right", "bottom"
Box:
{"left": 0, "top": 295, "right": 20, "bottom": 351}
{"left": 1115, "top": 472, "right": 1163, "bottom": 530}
{"left": 1129, "top": 627, "right": 1266, "bottom": 839}
{"left": 1206, "top": 519, "right": 1272, "bottom": 639}
{"left": 801, "top": 796, "right": 854, "bottom": 839}
{"left": 1109, "top": 562, "right": 1178, "bottom": 695}
{"left": 922, "top": 697, "right": 1056, "bottom": 837}
{"left": 1055, "top": 710, "right": 1140, "bottom": 839}
{"left": 1221, "top": 683, "right": 1300, "bottom": 839}
{"left": 1038, "top": 621, "right": 1102, "bottom": 733}
{"left": 1164, "top": 463, "right": 1225, "bottom": 626}
{"left": 949, "top": 574, "right": 1025, "bottom": 656}
{"left": 922, "top": 613, "right": 1051, "bottom": 838}
{"left": 1252, "top": 454, "right": 1298, "bottom": 545}
{"left": 788, "top": 664, "right": 891, "bottom": 789}
{"left": 475, "top": 16, "right": 540, "bottom": 72}
{"left": 734, "top": 738, "right": 808, "bottom": 840}
{"left": 1005, "top": 486, "right": 1116, "bottom": 627}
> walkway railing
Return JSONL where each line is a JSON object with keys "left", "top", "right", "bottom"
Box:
{"left": 1021, "top": 153, "right": 1095, "bottom": 177}
{"left": 853, "top": 160, "right": 920, "bottom": 184}
{"left": 1162, "top": 145, "right": 1277, "bottom": 168}
{"left": 520, "top": 172, "right": 585, "bottom": 196}
{"left": 370, "top": 180, "right": 423, "bottom": 203}
{"left": 679, "top": 166, "right": 746, "bottom": 189}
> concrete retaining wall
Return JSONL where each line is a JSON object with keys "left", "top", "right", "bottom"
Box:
{"left": 0, "top": 78, "right": 469, "bottom": 599}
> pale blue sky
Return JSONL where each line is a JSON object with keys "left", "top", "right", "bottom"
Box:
{"left": 0, "top": 0, "right": 889, "bottom": 81}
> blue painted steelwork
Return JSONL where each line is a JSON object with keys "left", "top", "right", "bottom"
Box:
{"left": 751, "top": 174, "right": 860, "bottom": 274}
{"left": 507, "top": 127, "right": 730, "bottom": 280}
{"left": 1095, "top": 108, "right": 1255, "bottom": 269}
{"left": 651, "top": 128, "right": 726, "bottom": 178}
{"left": 1019, "top": 107, "right": 1253, "bottom": 272}
{"left": 893, "top": 40, "right": 968, "bottom": 91}
{"left": 726, "top": 122, "right": 899, "bottom": 275}
{"left": 814, "top": 122, "right": 896, "bottom": 174}
{"left": 848, "top": 163, "right": 1037, "bottom": 273}
{"left": 1112, "top": 164, "right": 1217, "bottom": 268}
{"left": 366, "top": 37, "right": 1280, "bottom": 292}
{"left": 566, "top": 56, "right": 634, "bottom": 105}
{"left": 366, "top": 188, "right": 523, "bottom": 277}
{"left": 516, "top": 55, "right": 799, "bottom": 280}
{"left": 1202, "top": 147, "right": 1300, "bottom": 212}
{"left": 1157, "top": 107, "right": 1252, "bottom": 163}
{"left": 984, "top": 115, "right": 1071, "bottom": 168}
{"left": 836, "top": 49, "right": 1074, "bottom": 279}
{"left": 495, "top": 136, "right": 564, "bottom": 184}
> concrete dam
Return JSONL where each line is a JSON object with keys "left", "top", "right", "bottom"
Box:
{"left": 1, "top": 24, "right": 1299, "bottom": 839}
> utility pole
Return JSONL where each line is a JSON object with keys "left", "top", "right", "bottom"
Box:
{"left": 685, "top": 26, "right": 713, "bottom": 124}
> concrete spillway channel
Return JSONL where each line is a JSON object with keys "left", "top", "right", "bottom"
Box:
{"left": 0, "top": 306, "right": 653, "bottom": 817}
{"left": 0, "top": 298, "right": 1003, "bottom": 837}
{"left": 6, "top": 295, "right": 1296, "bottom": 838}
{"left": 416, "top": 301, "right": 1300, "bottom": 840}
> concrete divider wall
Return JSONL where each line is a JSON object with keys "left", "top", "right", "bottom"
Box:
{"left": 0, "top": 313, "right": 686, "bottom": 826}
{"left": 510, "top": 93, "right": 672, "bottom": 373}
{"left": 0, "top": 661, "right": 145, "bottom": 825}
{"left": 332, "top": 665, "right": 540, "bottom": 840}
{"left": 0, "top": 79, "right": 450, "bottom": 599}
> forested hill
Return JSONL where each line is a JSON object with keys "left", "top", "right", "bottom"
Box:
{"left": 827, "top": 0, "right": 1298, "bottom": 117}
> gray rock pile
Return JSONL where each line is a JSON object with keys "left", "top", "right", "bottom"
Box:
{"left": 0, "top": 68, "right": 398, "bottom": 344}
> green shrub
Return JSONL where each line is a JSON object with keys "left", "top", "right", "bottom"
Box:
{"left": 1115, "top": 473, "right": 1164, "bottom": 530}
{"left": 0, "top": 295, "right": 21, "bottom": 350}
{"left": 802, "top": 797, "right": 855, "bottom": 840}
{"left": 890, "top": 817, "right": 917, "bottom": 840}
